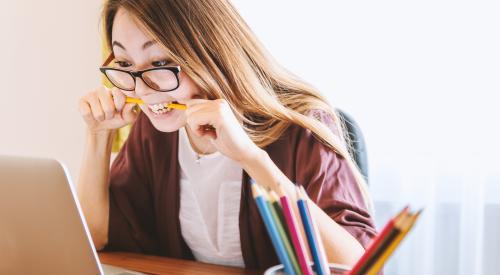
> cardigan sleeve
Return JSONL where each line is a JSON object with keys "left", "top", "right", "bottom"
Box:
{"left": 103, "top": 114, "right": 158, "bottom": 253}
{"left": 295, "top": 110, "right": 377, "bottom": 249}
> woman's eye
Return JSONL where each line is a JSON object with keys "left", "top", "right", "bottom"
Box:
{"left": 114, "top": 61, "right": 132, "bottom": 68}
{"left": 152, "top": 60, "right": 170, "bottom": 67}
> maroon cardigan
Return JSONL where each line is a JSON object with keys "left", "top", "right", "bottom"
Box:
{"left": 104, "top": 111, "right": 377, "bottom": 269}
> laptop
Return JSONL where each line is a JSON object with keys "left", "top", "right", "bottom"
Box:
{"left": 0, "top": 155, "right": 144, "bottom": 275}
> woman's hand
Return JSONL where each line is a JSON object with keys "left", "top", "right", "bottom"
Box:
{"left": 181, "top": 98, "right": 262, "bottom": 164}
{"left": 79, "top": 86, "right": 138, "bottom": 134}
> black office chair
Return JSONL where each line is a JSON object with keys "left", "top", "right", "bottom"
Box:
{"left": 336, "top": 109, "right": 369, "bottom": 183}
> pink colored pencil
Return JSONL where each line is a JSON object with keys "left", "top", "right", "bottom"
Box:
{"left": 277, "top": 185, "right": 314, "bottom": 275}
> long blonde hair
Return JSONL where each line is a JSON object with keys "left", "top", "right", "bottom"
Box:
{"left": 102, "top": 0, "right": 372, "bottom": 211}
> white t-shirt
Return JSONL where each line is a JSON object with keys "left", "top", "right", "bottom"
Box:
{"left": 178, "top": 126, "right": 245, "bottom": 267}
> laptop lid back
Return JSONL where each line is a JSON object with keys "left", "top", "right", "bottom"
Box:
{"left": 0, "top": 156, "right": 103, "bottom": 275}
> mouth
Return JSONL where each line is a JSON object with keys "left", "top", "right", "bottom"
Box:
{"left": 147, "top": 101, "right": 179, "bottom": 115}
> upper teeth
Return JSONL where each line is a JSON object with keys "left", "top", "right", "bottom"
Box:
{"left": 148, "top": 102, "right": 173, "bottom": 114}
{"left": 150, "top": 103, "right": 166, "bottom": 111}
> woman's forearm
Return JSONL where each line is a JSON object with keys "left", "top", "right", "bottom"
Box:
{"left": 240, "top": 149, "right": 365, "bottom": 266}
{"left": 77, "top": 130, "right": 115, "bottom": 250}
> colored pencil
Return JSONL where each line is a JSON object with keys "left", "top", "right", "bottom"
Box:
{"left": 358, "top": 214, "right": 406, "bottom": 274}
{"left": 277, "top": 185, "right": 314, "bottom": 275}
{"left": 250, "top": 183, "right": 295, "bottom": 275}
{"left": 365, "top": 210, "right": 422, "bottom": 275}
{"left": 296, "top": 186, "right": 329, "bottom": 275}
{"left": 347, "top": 206, "right": 409, "bottom": 275}
{"left": 125, "top": 97, "right": 187, "bottom": 110}
{"left": 299, "top": 186, "right": 330, "bottom": 275}
{"left": 268, "top": 191, "right": 290, "bottom": 239}
{"left": 266, "top": 190, "right": 302, "bottom": 275}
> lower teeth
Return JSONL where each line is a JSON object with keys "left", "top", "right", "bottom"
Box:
{"left": 153, "top": 107, "right": 171, "bottom": 115}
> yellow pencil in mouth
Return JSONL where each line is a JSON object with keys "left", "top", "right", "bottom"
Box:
{"left": 125, "top": 97, "right": 187, "bottom": 110}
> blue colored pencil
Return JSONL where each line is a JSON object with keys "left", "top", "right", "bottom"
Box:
{"left": 266, "top": 190, "right": 302, "bottom": 275}
{"left": 300, "top": 186, "right": 330, "bottom": 274}
{"left": 296, "top": 186, "right": 329, "bottom": 275}
{"left": 251, "top": 182, "right": 295, "bottom": 275}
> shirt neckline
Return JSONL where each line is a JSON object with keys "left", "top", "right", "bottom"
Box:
{"left": 179, "top": 126, "right": 222, "bottom": 160}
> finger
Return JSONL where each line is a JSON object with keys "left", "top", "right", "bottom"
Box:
{"left": 78, "top": 99, "right": 96, "bottom": 126}
{"left": 121, "top": 103, "right": 138, "bottom": 123}
{"left": 111, "top": 87, "right": 126, "bottom": 112}
{"left": 184, "top": 101, "right": 210, "bottom": 117}
{"left": 186, "top": 110, "right": 218, "bottom": 138}
{"left": 185, "top": 98, "right": 229, "bottom": 115}
{"left": 186, "top": 109, "right": 215, "bottom": 127}
{"left": 177, "top": 98, "right": 208, "bottom": 108}
{"left": 200, "top": 126, "right": 217, "bottom": 139}
{"left": 87, "top": 94, "right": 105, "bottom": 122}
{"left": 186, "top": 121, "right": 216, "bottom": 139}
{"left": 97, "top": 89, "right": 116, "bottom": 120}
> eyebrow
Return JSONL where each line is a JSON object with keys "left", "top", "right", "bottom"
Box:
{"left": 112, "top": 40, "right": 157, "bottom": 51}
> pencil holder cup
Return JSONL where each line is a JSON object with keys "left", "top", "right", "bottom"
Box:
{"left": 264, "top": 263, "right": 351, "bottom": 275}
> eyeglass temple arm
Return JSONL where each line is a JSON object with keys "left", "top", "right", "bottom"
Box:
{"left": 102, "top": 52, "right": 115, "bottom": 67}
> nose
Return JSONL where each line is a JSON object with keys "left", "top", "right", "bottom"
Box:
{"left": 134, "top": 77, "right": 156, "bottom": 97}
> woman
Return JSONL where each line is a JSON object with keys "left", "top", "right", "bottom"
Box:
{"left": 77, "top": 0, "right": 376, "bottom": 269}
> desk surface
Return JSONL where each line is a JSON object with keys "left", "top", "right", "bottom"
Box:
{"left": 98, "top": 252, "right": 263, "bottom": 275}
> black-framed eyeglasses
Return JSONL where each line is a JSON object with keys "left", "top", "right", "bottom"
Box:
{"left": 99, "top": 53, "right": 181, "bottom": 92}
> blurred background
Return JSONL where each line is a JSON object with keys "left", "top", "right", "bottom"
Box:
{"left": 0, "top": 0, "right": 499, "bottom": 274}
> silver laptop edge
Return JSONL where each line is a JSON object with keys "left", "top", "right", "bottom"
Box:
{"left": 58, "top": 160, "right": 106, "bottom": 275}
{"left": 0, "top": 155, "right": 143, "bottom": 275}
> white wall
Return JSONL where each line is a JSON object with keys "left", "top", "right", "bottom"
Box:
{"left": 0, "top": 0, "right": 102, "bottom": 181}
{"left": 231, "top": 0, "right": 500, "bottom": 173}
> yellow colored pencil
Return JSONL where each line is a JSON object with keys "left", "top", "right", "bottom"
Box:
{"left": 365, "top": 210, "right": 422, "bottom": 275}
{"left": 125, "top": 97, "right": 187, "bottom": 110}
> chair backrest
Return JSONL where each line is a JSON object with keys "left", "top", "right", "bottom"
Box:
{"left": 336, "top": 109, "right": 369, "bottom": 183}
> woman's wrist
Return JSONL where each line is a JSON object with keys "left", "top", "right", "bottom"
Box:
{"left": 85, "top": 129, "right": 116, "bottom": 155}
{"left": 240, "top": 148, "right": 283, "bottom": 188}
{"left": 239, "top": 146, "right": 265, "bottom": 167}
{"left": 87, "top": 128, "right": 116, "bottom": 138}
{"left": 239, "top": 146, "right": 270, "bottom": 177}
{"left": 240, "top": 146, "right": 300, "bottom": 202}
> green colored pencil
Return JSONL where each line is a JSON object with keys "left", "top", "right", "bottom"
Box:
{"left": 263, "top": 189, "right": 302, "bottom": 275}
